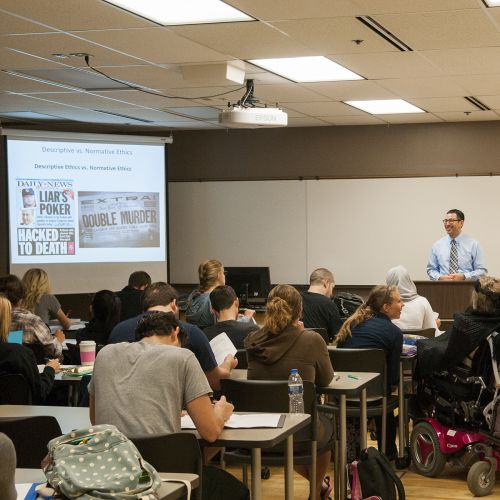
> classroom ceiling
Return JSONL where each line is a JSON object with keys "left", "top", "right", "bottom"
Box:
{"left": 2, "top": 0, "right": 500, "bottom": 132}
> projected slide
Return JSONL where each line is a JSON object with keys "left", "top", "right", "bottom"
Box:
{"left": 7, "top": 138, "right": 166, "bottom": 264}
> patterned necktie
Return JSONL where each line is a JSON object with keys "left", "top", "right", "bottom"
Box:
{"left": 449, "top": 239, "right": 458, "bottom": 274}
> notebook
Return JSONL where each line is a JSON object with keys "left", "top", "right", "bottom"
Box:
{"left": 7, "top": 330, "right": 23, "bottom": 344}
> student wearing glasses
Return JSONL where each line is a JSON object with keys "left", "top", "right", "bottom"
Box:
{"left": 427, "top": 209, "right": 487, "bottom": 281}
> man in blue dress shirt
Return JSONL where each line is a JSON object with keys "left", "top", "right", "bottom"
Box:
{"left": 427, "top": 209, "right": 487, "bottom": 281}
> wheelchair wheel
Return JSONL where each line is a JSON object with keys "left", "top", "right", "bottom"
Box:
{"left": 410, "top": 421, "right": 446, "bottom": 477}
{"left": 467, "top": 461, "right": 495, "bottom": 497}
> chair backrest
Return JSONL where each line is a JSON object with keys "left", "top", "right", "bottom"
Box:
{"left": 234, "top": 349, "right": 248, "bottom": 369}
{"left": 23, "top": 342, "right": 46, "bottom": 363}
{"left": 220, "top": 378, "right": 317, "bottom": 440}
{"left": 132, "top": 433, "right": 202, "bottom": 499}
{"left": 308, "top": 327, "right": 330, "bottom": 344}
{"left": 0, "top": 416, "right": 62, "bottom": 468}
{"left": 402, "top": 328, "right": 436, "bottom": 339}
{"left": 0, "top": 374, "right": 32, "bottom": 405}
{"left": 328, "top": 347, "right": 388, "bottom": 398}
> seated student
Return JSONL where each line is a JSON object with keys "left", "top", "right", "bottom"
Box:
{"left": 89, "top": 312, "right": 248, "bottom": 500}
{"left": 0, "top": 275, "right": 65, "bottom": 361}
{"left": 336, "top": 284, "right": 404, "bottom": 461}
{"left": 186, "top": 259, "right": 255, "bottom": 329}
{"left": 117, "top": 271, "right": 151, "bottom": 321}
{"left": 301, "top": 268, "right": 342, "bottom": 342}
{"left": 245, "top": 284, "right": 334, "bottom": 500}
{"left": 204, "top": 285, "right": 259, "bottom": 349}
{"left": 76, "top": 290, "right": 121, "bottom": 345}
{"left": 20, "top": 268, "right": 71, "bottom": 329}
{"left": 386, "top": 265, "right": 441, "bottom": 335}
{"left": 0, "top": 293, "right": 60, "bottom": 403}
{"left": 108, "top": 282, "right": 237, "bottom": 391}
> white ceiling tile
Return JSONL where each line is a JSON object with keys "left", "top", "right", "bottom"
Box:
{"left": 352, "top": 0, "right": 480, "bottom": 15}
{"left": 333, "top": 52, "right": 443, "bottom": 79}
{"left": 376, "top": 112, "right": 443, "bottom": 124}
{"left": 172, "top": 22, "right": 314, "bottom": 60}
{"left": 272, "top": 18, "right": 395, "bottom": 54}
{"left": 374, "top": 10, "right": 500, "bottom": 50}
{"left": 287, "top": 116, "right": 332, "bottom": 126}
{"left": 0, "top": 1, "right": 155, "bottom": 30}
{"left": 302, "top": 80, "right": 396, "bottom": 100}
{"left": 321, "top": 114, "right": 386, "bottom": 125}
{"left": 284, "top": 100, "right": 365, "bottom": 116}
{"left": 0, "top": 10, "right": 55, "bottom": 34}
{"left": 454, "top": 74, "right": 500, "bottom": 95}
{"left": 2, "top": 32, "right": 144, "bottom": 66}
{"left": 377, "top": 77, "right": 468, "bottom": 98}
{"left": 251, "top": 84, "right": 326, "bottom": 103}
{"left": 420, "top": 47, "right": 500, "bottom": 76}
{"left": 224, "top": 0, "right": 363, "bottom": 20}
{"left": 79, "top": 28, "right": 231, "bottom": 65}
{"left": 0, "top": 47, "right": 64, "bottom": 70}
{"left": 474, "top": 95, "right": 500, "bottom": 110}
{"left": 433, "top": 110, "right": 500, "bottom": 122}
{"left": 409, "top": 97, "right": 477, "bottom": 113}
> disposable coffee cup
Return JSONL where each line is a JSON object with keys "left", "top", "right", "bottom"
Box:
{"left": 80, "top": 340, "right": 96, "bottom": 366}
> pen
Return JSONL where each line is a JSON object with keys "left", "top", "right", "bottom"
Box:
{"left": 348, "top": 374, "right": 359, "bottom": 380}
{"left": 334, "top": 375, "right": 340, "bottom": 381}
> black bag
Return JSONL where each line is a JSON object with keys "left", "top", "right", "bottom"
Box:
{"left": 333, "top": 292, "right": 364, "bottom": 321}
{"left": 351, "top": 447, "right": 405, "bottom": 500}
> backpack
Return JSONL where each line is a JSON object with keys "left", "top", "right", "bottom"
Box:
{"left": 333, "top": 292, "right": 364, "bottom": 321}
{"left": 43, "top": 424, "right": 162, "bottom": 500}
{"left": 350, "top": 447, "right": 405, "bottom": 500}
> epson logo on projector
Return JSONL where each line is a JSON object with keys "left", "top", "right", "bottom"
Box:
{"left": 219, "top": 106, "right": 288, "bottom": 128}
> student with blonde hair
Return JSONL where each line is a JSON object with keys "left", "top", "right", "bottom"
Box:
{"left": 186, "top": 259, "right": 254, "bottom": 329}
{"left": 245, "top": 284, "right": 334, "bottom": 500}
{"left": 0, "top": 293, "right": 60, "bottom": 402}
{"left": 20, "top": 268, "right": 71, "bottom": 329}
{"left": 337, "top": 284, "right": 404, "bottom": 461}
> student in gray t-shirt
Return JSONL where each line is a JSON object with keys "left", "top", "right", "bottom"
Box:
{"left": 89, "top": 312, "right": 233, "bottom": 441}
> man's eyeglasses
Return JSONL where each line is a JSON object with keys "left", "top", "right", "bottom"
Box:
{"left": 443, "top": 219, "right": 461, "bottom": 224}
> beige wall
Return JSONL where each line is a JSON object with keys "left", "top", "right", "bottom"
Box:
{"left": 168, "top": 121, "right": 500, "bottom": 181}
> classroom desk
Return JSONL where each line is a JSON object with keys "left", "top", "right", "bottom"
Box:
{"left": 0, "top": 405, "right": 91, "bottom": 434}
{"left": 3, "top": 405, "right": 307, "bottom": 500}
{"left": 187, "top": 413, "right": 310, "bottom": 500}
{"left": 318, "top": 371, "right": 380, "bottom": 500}
{"left": 38, "top": 364, "right": 90, "bottom": 406}
{"left": 15, "top": 468, "right": 199, "bottom": 500}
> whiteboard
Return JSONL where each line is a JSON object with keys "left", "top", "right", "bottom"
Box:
{"left": 169, "top": 176, "right": 499, "bottom": 285}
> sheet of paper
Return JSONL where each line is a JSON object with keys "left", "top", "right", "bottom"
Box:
{"left": 181, "top": 413, "right": 283, "bottom": 429}
{"left": 209, "top": 332, "right": 237, "bottom": 366}
{"left": 16, "top": 483, "right": 35, "bottom": 499}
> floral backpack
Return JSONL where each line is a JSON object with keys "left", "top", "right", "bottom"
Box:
{"left": 43, "top": 424, "right": 162, "bottom": 500}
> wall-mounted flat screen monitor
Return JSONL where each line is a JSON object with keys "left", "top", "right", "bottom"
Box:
{"left": 224, "top": 266, "right": 271, "bottom": 306}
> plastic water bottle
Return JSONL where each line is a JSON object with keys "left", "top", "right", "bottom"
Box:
{"left": 288, "top": 368, "right": 304, "bottom": 414}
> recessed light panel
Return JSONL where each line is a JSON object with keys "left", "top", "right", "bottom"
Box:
{"left": 483, "top": 1, "right": 500, "bottom": 7}
{"left": 248, "top": 56, "right": 363, "bottom": 82}
{"left": 105, "top": 0, "right": 252, "bottom": 25}
{"left": 344, "top": 99, "right": 424, "bottom": 114}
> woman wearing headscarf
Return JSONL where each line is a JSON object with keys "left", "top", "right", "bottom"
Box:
{"left": 386, "top": 265, "right": 440, "bottom": 335}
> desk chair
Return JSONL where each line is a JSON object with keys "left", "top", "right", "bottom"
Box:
{"left": 324, "top": 348, "right": 398, "bottom": 455}
{"left": 221, "top": 378, "right": 325, "bottom": 500}
{"left": 309, "top": 327, "right": 330, "bottom": 344}
{"left": 132, "top": 433, "right": 203, "bottom": 500}
{"left": 402, "top": 327, "right": 436, "bottom": 339}
{"left": 0, "top": 374, "right": 32, "bottom": 405}
{"left": 234, "top": 349, "right": 248, "bottom": 369}
{"left": 0, "top": 416, "right": 62, "bottom": 468}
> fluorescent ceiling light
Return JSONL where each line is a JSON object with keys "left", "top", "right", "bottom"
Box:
{"left": 248, "top": 56, "right": 363, "bottom": 82}
{"left": 483, "top": 1, "right": 500, "bottom": 7}
{"left": 345, "top": 99, "right": 424, "bottom": 114}
{"left": 105, "top": 0, "right": 252, "bottom": 25}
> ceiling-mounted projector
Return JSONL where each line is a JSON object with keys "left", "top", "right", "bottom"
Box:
{"left": 219, "top": 79, "right": 288, "bottom": 128}
{"left": 219, "top": 106, "right": 288, "bottom": 128}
